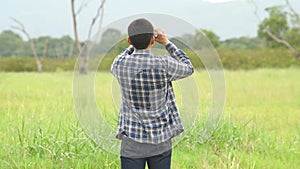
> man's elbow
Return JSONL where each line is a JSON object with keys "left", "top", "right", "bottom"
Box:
{"left": 189, "top": 68, "right": 194, "bottom": 76}
{"left": 188, "top": 65, "right": 194, "bottom": 76}
{"left": 110, "top": 65, "right": 116, "bottom": 75}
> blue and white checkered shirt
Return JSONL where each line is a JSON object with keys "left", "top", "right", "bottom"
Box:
{"left": 111, "top": 42, "right": 194, "bottom": 144}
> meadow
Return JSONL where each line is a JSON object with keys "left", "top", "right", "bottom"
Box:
{"left": 0, "top": 69, "right": 299, "bottom": 169}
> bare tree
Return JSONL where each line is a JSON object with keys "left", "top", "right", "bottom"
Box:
{"left": 264, "top": 26, "right": 299, "bottom": 57}
{"left": 251, "top": 0, "right": 300, "bottom": 58}
{"left": 71, "top": 0, "right": 82, "bottom": 54}
{"left": 87, "top": 0, "right": 106, "bottom": 41}
{"left": 11, "top": 17, "right": 43, "bottom": 72}
{"left": 285, "top": 0, "right": 300, "bottom": 25}
{"left": 70, "top": 0, "right": 106, "bottom": 73}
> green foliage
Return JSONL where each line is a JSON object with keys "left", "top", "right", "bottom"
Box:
{"left": 193, "top": 29, "right": 220, "bottom": 49}
{"left": 201, "top": 29, "right": 220, "bottom": 48}
{"left": 1, "top": 48, "right": 300, "bottom": 72}
{"left": 0, "top": 30, "right": 26, "bottom": 56}
{"left": 257, "top": 5, "right": 300, "bottom": 53}
{"left": 33, "top": 35, "right": 76, "bottom": 58}
{"left": 0, "top": 57, "right": 76, "bottom": 72}
{"left": 0, "top": 30, "right": 76, "bottom": 58}
{"left": 221, "top": 36, "right": 263, "bottom": 50}
{"left": 185, "top": 48, "right": 300, "bottom": 70}
{"left": 89, "top": 28, "right": 124, "bottom": 55}
{"left": 258, "top": 6, "right": 289, "bottom": 48}
{"left": 284, "top": 27, "right": 300, "bottom": 48}
{"left": 100, "top": 28, "right": 122, "bottom": 50}
{"left": 218, "top": 48, "right": 300, "bottom": 70}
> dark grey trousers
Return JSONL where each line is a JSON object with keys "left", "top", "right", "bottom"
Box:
{"left": 120, "top": 149, "right": 172, "bottom": 169}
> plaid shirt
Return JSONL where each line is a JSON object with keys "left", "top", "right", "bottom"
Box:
{"left": 110, "top": 42, "right": 194, "bottom": 144}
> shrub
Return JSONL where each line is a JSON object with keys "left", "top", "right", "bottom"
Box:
{"left": 0, "top": 48, "right": 300, "bottom": 72}
{"left": 218, "top": 48, "right": 300, "bottom": 70}
{"left": 0, "top": 57, "right": 76, "bottom": 72}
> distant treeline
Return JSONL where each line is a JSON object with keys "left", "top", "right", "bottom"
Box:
{"left": 0, "top": 28, "right": 266, "bottom": 58}
{"left": 1, "top": 48, "right": 299, "bottom": 72}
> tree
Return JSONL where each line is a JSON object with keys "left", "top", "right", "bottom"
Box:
{"left": 97, "top": 28, "right": 122, "bottom": 53}
{"left": 71, "top": 0, "right": 106, "bottom": 73}
{"left": 0, "top": 30, "right": 24, "bottom": 56}
{"left": 0, "top": 30, "right": 76, "bottom": 58}
{"left": 284, "top": 28, "right": 300, "bottom": 48}
{"left": 25, "top": 36, "right": 74, "bottom": 58}
{"left": 11, "top": 18, "right": 44, "bottom": 72}
{"left": 60, "top": 35, "right": 76, "bottom": 58}
{"left": 170, "top": 33, "right": 194, "bottom": 49}
{"left": 258, "top": 6, "right": 289, "bottom": 48}
{"left": 33, "top": 36, "right": 50, "bottom": 58}
{"left": 221, "top": 36, "right": 263, "bottom": 50}
{"left": 193, "top": 29, "right": 220, "bottom": 49}
{"left": 253, "top": 0, "right": 300, "bottom": 58}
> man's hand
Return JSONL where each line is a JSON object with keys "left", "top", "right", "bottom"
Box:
{"left": 154, "top": 28, "right": 170, "bottom": 46}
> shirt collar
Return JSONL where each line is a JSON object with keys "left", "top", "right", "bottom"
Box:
{"left": 133, "top": 49, "right": 152, "bottom": 55}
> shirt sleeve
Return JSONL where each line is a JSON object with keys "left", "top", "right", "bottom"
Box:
{"left": 164, "top": 42, "right": 194, "bottom": 81}
{"left": 110, "top": 45, "right": 134, "bottom": 76}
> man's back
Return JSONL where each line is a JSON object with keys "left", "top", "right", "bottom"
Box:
{"left": 111, "top": 43, "right": 194, "bottom": 144}
{"left": 115, "top": 50, "right": 170, "bottom": 111}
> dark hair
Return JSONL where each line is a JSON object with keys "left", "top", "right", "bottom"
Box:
{"left": 128, "top": 18, "right": 154, "bottom": 49}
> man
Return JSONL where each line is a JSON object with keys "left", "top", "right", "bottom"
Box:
{"left": 110, "top": 18, "right": 194, "bottom": 169}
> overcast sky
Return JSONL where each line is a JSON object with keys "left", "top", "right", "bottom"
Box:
{"left": 1, "top": 0, "right": 299, "bottom": 40}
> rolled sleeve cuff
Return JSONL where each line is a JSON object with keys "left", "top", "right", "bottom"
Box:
{"left": 165, "top": 42, "right": 177, "bottom": 52}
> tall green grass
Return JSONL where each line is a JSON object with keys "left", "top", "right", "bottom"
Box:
{"left": 0, "top": 69, "right": 299, "bottom": 168}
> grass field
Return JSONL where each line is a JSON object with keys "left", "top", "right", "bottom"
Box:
{"left": 0, "top": 69, "right": 299, "bottom": 169}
